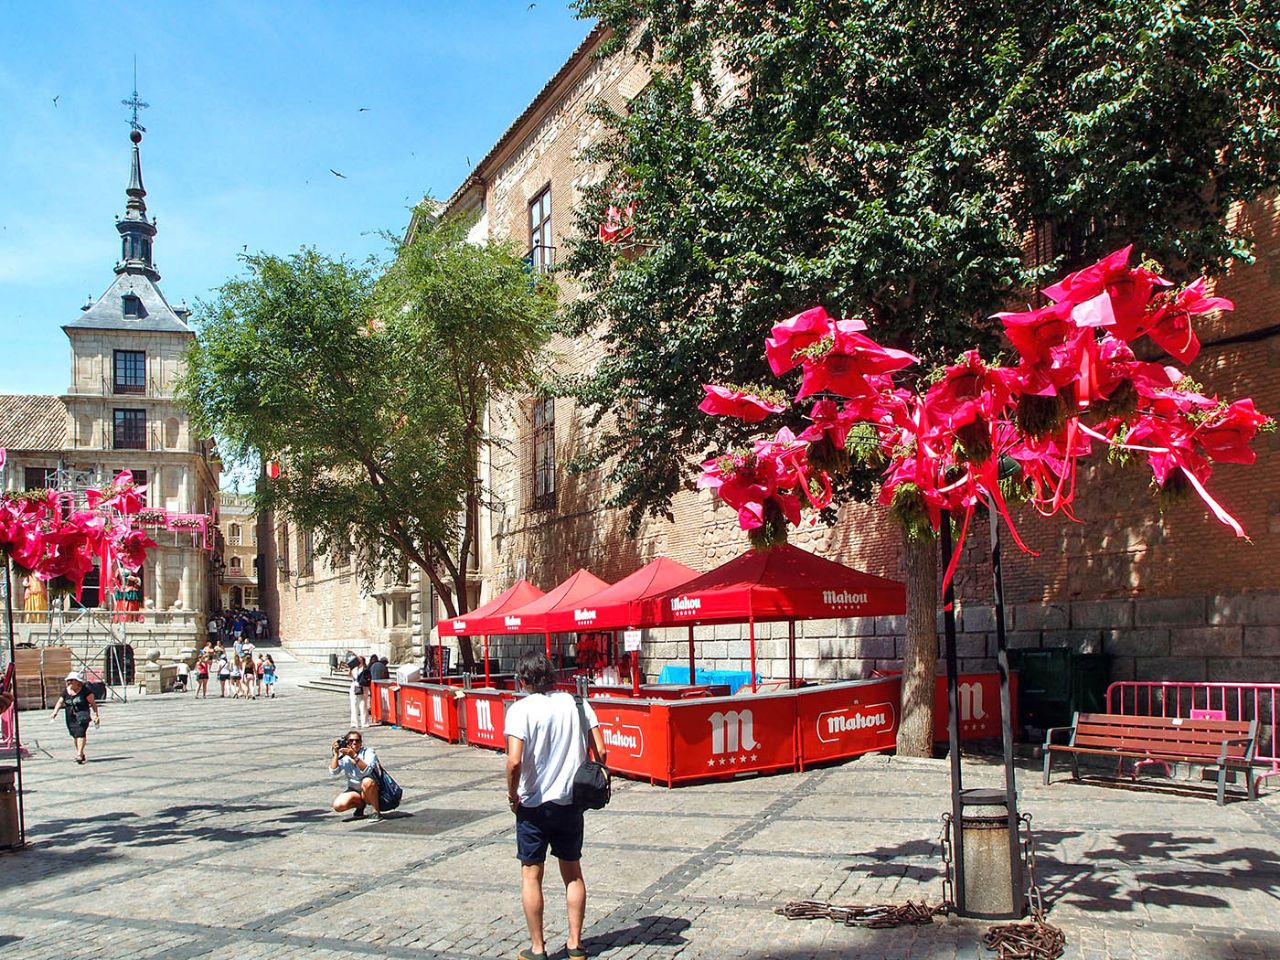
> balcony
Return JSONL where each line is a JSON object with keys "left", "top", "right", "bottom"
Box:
{"left": 523, "top": 244, "right": 557, "bottom": 274}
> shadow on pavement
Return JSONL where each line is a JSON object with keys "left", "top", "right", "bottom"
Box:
{"left": 584, "top": 915, "right": 690, "bottom": 956}
{"left": 13, "top": 801, "right": 320, "bottom": 876}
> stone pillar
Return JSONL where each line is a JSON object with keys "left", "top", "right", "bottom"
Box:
{"left": 154, "top": 553, "right": 168, "bottom": 611}
{"left": 179, "top": 466, "right": 191, "bottom": 514}
{"left": 150, "top": 466, "right": 162, "bottom": 509}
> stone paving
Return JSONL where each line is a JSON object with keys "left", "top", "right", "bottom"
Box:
{"left": 4, "top": 655, "right": 1280, "bottom": 959}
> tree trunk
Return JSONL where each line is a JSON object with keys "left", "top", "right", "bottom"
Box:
{"left": 898, "top": 532, "right": 938, "bottom": 757}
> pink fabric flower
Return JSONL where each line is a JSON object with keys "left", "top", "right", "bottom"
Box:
{"left": 698, "top": 384, "right": 787, "bottom": 422}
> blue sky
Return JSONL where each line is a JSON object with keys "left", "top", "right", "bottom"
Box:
{"left": 0, "top": 1, "right": 592, "bottom": 395}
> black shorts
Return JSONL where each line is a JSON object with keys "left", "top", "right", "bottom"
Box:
{"left": 515, "top": 801, "right": 583, "bottom": 865}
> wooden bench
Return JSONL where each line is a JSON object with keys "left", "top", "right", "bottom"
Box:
{"left": 1043, "top": 712, "right": 1258, "bottom": 805}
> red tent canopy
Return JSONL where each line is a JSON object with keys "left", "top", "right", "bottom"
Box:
{"left": 644, "top": 544, "right": 906, "bottom": 627}
{"left": 542, "top": 557, "right": 701, "bottom": 633}
{"left": 437, "top": 579, "right": 544, "bottom": 637}
{"left": 472, "top": 568, "right": 612, "bottom": 635}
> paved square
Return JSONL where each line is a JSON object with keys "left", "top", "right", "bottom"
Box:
{"left": 6, "top": 661, "right": 1280, "bottom": 959}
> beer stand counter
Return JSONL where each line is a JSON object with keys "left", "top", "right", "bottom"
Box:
{"left": 374, "top": 546, "right": 1015, "bottom": 786}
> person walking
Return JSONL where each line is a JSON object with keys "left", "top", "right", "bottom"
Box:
{"left": 261, "top": 655, "right": 277, "bottom": 698}
{"left": 253, "top": 653, "right": 265, "bottom": 699}
{"left": 194, "top": 656, "right": 210, "bottom": 699}
{"left": 504, "top": 651, "right": 607, "bottom": 960}
{"left": 241, "top": 655, "right": 256, "bottom": 699}
{"left": 47, "top": 673, "right": 100, "bottom": 764}
{"left": 216, "top": 653, "right": 231, "bottom": 697}
{"left": 349, "top": 656, "right": 368, "bottom": 728}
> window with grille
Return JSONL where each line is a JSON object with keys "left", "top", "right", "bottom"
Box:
{"left": 113, "top": 350, "right": 146, "bottom": 394}
{"left": 228, "top": 523, "right": 242, "bottom": 546}
{"left": 113, "top": 409, "right": 147, "bottom": 450}
{"left": 532, "top": 397, "right": 556, "bottom": 510}
{"left": 229, "top": 556, "right": 242, "bottom": 572}
{"left": 528, "top": 187, "right": 554, "bottom": 272}
{"left": 301, "top": 528, "right": 315, "bottom": 577}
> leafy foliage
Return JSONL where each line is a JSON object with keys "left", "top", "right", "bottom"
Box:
{"left": 181, "top": 217, "right": 557, "bottom": 648}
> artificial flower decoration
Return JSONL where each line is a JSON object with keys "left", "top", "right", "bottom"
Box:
{"left": 696, "top": 245, "right": 1269, "bottom": 592}
{"left": 698, "top": 383, "right": 788, "bottom": 422}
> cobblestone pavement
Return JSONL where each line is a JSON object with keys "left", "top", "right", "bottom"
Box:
{"left": 5, "top": 665, "right": 1280, "bottom": 959}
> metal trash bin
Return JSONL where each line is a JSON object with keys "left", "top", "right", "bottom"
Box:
{"left": 956, "top": 788, "right": 1024, "bottom": 920}
{"left": 0, "top": 767, "right": 19, "bottom": 851}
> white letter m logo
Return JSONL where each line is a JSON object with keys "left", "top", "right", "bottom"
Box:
{"left": 709, "top": 710, "right": 758, "bottom": 754}
{"left": 958, "top": 682, "right": 986, "bottom": 722}
{"left": 476, "top": 699, "right": 493, "bottom": 733}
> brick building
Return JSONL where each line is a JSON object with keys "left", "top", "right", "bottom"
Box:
{"left": 278, "top": 26, "right": 1280, "bottom": 686}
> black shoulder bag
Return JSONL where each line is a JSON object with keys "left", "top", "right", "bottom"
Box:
{"left": 572, "top": 695, "right": 611, "bottom": 810}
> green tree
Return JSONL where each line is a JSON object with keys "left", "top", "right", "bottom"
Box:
{"left": 181, "top": 214, "right": 557, "bottom": 668}
{"left": 565, "top": 0, "right": 1280, "bottom": 753}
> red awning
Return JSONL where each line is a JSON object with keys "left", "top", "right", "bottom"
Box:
{"left": 644, "top": 544, "right": 906, "bottom": 626}
{"left": 471, "top": 568, "right": 613, "bottom": 635}
{"left": 542, "top": 557, "right": 701, "bottom": 633}
{"left": 437, "top": 579, "right": 544, "bottom": 637}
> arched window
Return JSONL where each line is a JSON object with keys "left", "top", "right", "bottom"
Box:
{"left": 228, "top": 523, "right": 242, "bottom": 546}
{"left": 229, "top": 556, "right": 242, "bottom": 572}
{"left": 164, "top": 417, "right": 180, "bottom": 449}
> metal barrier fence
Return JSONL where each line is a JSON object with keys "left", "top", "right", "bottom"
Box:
{"left": 1106, "top": 681, "right": 1280, "bottom": 792}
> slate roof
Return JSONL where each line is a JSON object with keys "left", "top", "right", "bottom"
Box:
{"left": 64, "top": 271, "right": 193, "bottom": 335}
{"left": 0, "top": 395, "right": 67, "bottom": 451}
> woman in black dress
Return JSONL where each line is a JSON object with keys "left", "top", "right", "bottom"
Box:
{"left": 47, "top": 673, "right": 100, "bottom": 764}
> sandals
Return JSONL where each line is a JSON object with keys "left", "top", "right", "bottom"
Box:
{"left": 568, "top": 949, "right": 589, "bottom": 959}
{"left": 516, "top": 951, "right": 547, "bottom": 960}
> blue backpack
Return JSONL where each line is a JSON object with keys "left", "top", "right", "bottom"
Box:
{"left": 376, "top": 765, "right": 403, "bottom": 811}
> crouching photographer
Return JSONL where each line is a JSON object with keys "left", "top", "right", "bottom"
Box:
{"left": 328, "top": 730, "right": 382, "bottom": 822}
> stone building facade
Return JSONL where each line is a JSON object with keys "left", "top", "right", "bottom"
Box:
{"left": 216, "top": 492, "right": 260, "bottom": 611}
{"left": 276, "top": 27, "right": 1280, "bottom": 688}
{"left": 0, "top": 129, "right": 219, "bottom": 655}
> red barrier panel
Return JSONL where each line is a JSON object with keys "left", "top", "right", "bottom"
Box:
{"left": 425, "top": 686, "right": 461, "bottom": 743}
{"left": 796, "top": 676, "right": 901, "bottom": 769}
{"left": 371, "top": 681, "right": 398, "bottom": 726}
{"left": 931, "top": 672, "right": 1019, "bottom": 741}
{"left": 464, "top": 689, "right": 512, "bottom": 751}
{"left": 398, "top": 684, "right": 431, "bottom": 734}
{"left": 586, "top": 696, "right": 671, "bottom": 785}
{"left": 666, "top": 692, "right": 798, "bottom": 784}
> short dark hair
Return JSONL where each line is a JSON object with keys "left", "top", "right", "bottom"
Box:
{"left": 516, "top": 651, "right": 556, "bottom": 694}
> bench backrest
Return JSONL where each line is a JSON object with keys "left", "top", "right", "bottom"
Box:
{"left": 1072, "top": 712, "right": 1257, "bottom": 761}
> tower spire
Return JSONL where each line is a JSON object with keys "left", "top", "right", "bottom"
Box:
{"left": 115, "top": 70, "right": 158, "bottom": 281}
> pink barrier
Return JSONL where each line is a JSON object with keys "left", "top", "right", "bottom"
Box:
{"left": 1107, "top": 680, "right": 1280, "bottom": 793}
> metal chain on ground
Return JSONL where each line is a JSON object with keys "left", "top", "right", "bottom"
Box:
{"left": 980, "top": 813, "right": 1067, "bottom": 960}
{"left": 775, "top": 899, "right": 945, "bottom": 928}
{"left": 939, "top": 812, "right": 956, "bottom": 911}
{"left": 774, "top": 814, "right": 956, "bottom": 931}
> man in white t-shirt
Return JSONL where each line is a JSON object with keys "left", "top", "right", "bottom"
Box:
{"left": 505, "top": 652, "right": 606, "bottom": 960}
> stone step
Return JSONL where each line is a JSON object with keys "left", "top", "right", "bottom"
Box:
{"left": 298, "top": 675, "right": 354, "bottom": 695}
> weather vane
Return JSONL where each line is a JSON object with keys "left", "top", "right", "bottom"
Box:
{"left": 122, "top": 56, "right": 148, "bottom": 133}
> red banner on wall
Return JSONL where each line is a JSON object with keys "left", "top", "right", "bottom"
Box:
{"left": 931, "top": 672, "right": 1019, "bottom": 741}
